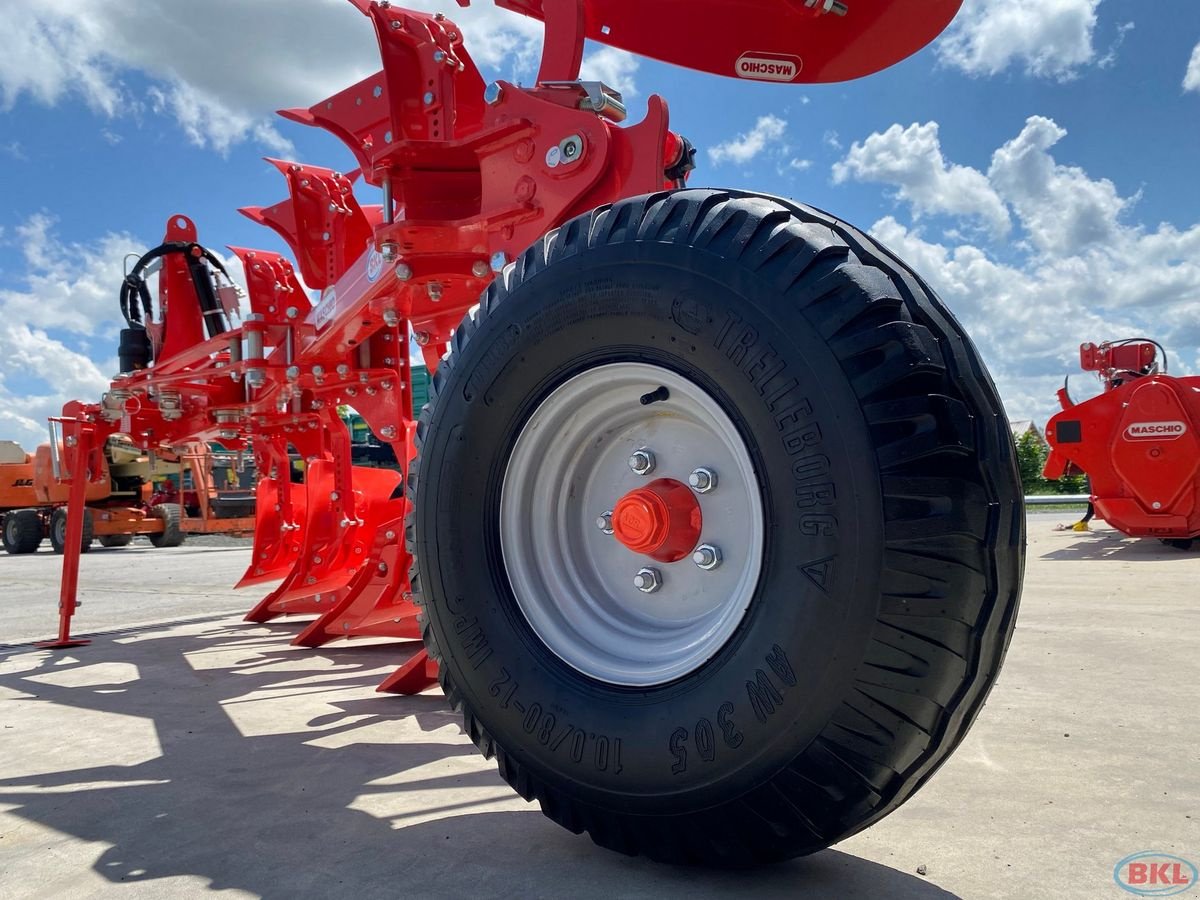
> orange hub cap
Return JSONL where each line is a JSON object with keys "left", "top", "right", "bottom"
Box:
{"left": 611, "top": 478, "right": 702, "bottom": 563}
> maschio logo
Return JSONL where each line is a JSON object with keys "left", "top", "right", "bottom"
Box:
{"left": 365, "top": 247, "right": 383, "bottom": 283}
{"left": 1124, "top": 421, "right": 1188, "bottom": 441}
{"left": 735, "top": 52, "right": 802, "bottom": 82}
{"left": 1114, "top": 851, "right": 1197, "bottom": 896}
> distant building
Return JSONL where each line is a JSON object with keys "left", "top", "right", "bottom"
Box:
{"left": 1009, "top": 419, "right": 1048, "bottom": 450}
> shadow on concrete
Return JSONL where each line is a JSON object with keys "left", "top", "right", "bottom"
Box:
{"left": 1040, "top": 533, "right": 1199, "bottom": 561}
{"left": 0, "top": 617, "right": 956, "bottom": 899}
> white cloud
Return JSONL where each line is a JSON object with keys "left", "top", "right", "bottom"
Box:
{"left": 708, "top": 115, "right": 787, "bottom": 166}
{"left": 0, "top": 215, "right": 147, "bottom": 447}
{"left": 835, "top": 116, "right": 1200, "bottom": 425}
{"left": 1184, "top": 42, "right": 1200, "bottom": 93}
{"left": 0, "top": 0, "right": 544, "bottom": 154}
{"left": 0, "top": 214, "right": 137, "bottom": 334}
{"left": 937, "top": 0, "right": 1102, "bottom": 81}
{"left": 579, "top": 46, "right": 639, "bottom": 98}
{"left": 986, "top": 116, "right": 1129, "bottom": 256}
{"left": 0, "top": 323, "right": 113, "bottom": 450}
{"left": 833, "top": 121, "right": 1011, "bottom": 238}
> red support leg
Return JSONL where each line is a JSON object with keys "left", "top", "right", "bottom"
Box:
{"left": 37, "top": 418, "right": 93, "bottom": 649}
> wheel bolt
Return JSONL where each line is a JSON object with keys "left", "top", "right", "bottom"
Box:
{"left": 628, "top": 448, "right": 656, "bottom": 475}
{"left": 688, "top": 467, "right": 717, "bottom": 493}
{"left": 692, "top": 544, "right": 722, "bottom": 570}
{"left": 633, "top": 567, "right": 662, "bottom": 593}
{"left": 596, "top": 510, "right": 613, "bottom": 534}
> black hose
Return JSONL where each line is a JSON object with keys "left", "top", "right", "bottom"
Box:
{"left": 118, "top": 241, "right": 235, "bottom": 353}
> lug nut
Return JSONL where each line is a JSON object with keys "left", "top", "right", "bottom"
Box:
{"left": 688, "top": 467, "right": 717, "bottom": 493}
{"left": 596, "top": 510, "right": 614, "bottom": 534}
{"left": 692, "top": 544, "right": 722, "bottom": 570}
{"left": 484, "top": 82, "right": 504, "bottom": 105}
{"left": 628, "top": 448, "right": 656, "bottom": 475}
{"left": 633, "top": 567, "right": 662, "bottom": 593}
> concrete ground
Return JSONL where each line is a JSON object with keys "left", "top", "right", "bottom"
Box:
{"left": 0, "top": 514, "right": 1196, "bottom": 899}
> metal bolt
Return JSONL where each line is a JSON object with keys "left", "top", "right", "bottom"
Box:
{"left": 692, "top": 544, "right": 722, "bottom": 570}
{"left": 596, "top": 510, "right": 614, "bottom": 534}
{"left": 427, "top": 282, "right": 443, "bottom": 302}
{"left": 330, "top": 491, "right": 339, "bottom": 501}
{"left": 688, "top": 467, "right": 718, "bottom": 493}
{"left": 285, "top": 306, "right": 298, "bottom": 319}
{"left": 471, "top": 260, "right": 490, "bottom": 278}
{"left": 321, "top": 231, "right": 331, "bottom": 241}
{"left": 381, "top": 241, "right": 399, "bottom": 261}
{"left": 395, "top": 263, "right": 412, "bottom": 281}
{"left": 423, "top": 91, "right": 435, "bottom": 105}
{"left": 285, "top": 365, "right": 300, "bottom": 381}
{"left": 484, "top": 82, "right": 503, "bottom": 105}
{"left": 382, "top": 309, "right": 399, "bottom": 327}
{"left": 414, "top": 331, "right": 430, "bottom": 345}
{"left": 385, "top": 530, "right": 396, "bottom": 540}
{"left": 378, "top": 562, "right": 388, "bottom": 574}
{"left": 380, "top": 425, "right": 398, "bottom": 439}
{"left": 337, "top": 364, "right": 350, "bottom": 377}
{"left": 634, "top": 567, "right": 662, "bottom": 593}
{"left": 433, "top": 50, "right": 445, "bottom": 63}
{"left": 628, "top": 448, "right": 656, "bottom": 475}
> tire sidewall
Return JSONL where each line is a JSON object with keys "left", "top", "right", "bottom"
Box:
{"left": 417, "top": 241, "right": 886, "bottom": 813}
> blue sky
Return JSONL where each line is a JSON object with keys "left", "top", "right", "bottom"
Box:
{"left": 1, "top": 0, "right": 1199, "bottom": 448}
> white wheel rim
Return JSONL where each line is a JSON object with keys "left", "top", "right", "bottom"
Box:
{"left": 499, "top": 362, "right": 765, "bottom": 686}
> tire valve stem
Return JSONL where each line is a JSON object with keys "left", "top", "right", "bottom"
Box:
{"left": 639, "top": 386, "right": 670, "bottom": 405}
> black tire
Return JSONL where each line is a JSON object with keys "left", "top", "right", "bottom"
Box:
{"left": 98, "top": 534, "right": 133, "bottom": 548}
{"left": 148, "top": 503, "right": 185, "bottom": 548}
{"left": 3, "top": 509, "right": 44, "bottom": 554}
{"left": 49, "top": 507, "right": 93, "bottom": 554}
{"left": 408, "top": 189, "right": 1024, "bottom": 865}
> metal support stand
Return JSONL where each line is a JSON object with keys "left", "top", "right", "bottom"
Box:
{"left": 36, "top": 417, "right": 94, "bottom": 649}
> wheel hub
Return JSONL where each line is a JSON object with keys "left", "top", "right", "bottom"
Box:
{"left": 611, "top": 478, "right": 701, "bottom": 562}
{"left": 499, "top": 362, "right": 766, "bottom": 686}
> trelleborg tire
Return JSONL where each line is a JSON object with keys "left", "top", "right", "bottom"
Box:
{"left": 408, "top": 189, "right": 1025, "bottom": 865}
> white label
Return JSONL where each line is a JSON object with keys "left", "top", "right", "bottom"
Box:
{"left": 1124, "top": 420, "right": 1187, "bottom": 440}
{"left": 314, "top": 286, "right": 337, "bottom": 331}
{"left": 365, "top": 247, "right": 383, "bottom": 283}
{"left": 735, "top": 52, "right": 802, "bottom": 82}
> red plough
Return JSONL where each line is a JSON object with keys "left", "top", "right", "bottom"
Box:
{"left": 39, "top": 0, "right": 1028, "bottom": 864}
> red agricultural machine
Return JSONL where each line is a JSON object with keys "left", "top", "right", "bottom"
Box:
{"left": 42, "top": 0, "right": 1023, "bottom": 865}
{"left": 1045, "top": 339, "right": 1200, "bottom": 549}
